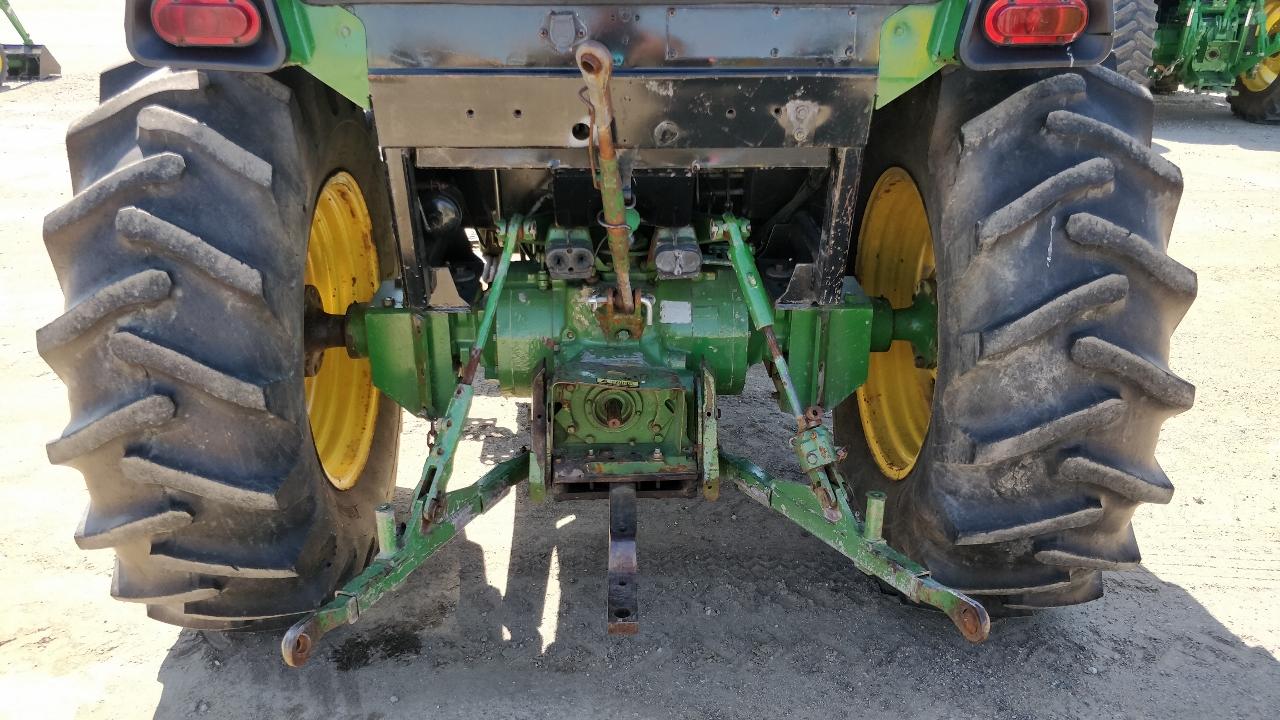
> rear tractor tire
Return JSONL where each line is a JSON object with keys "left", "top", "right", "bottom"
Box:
{"left": 40, "top": 64, "right": 401, "bottom": 630}
{"left": 837, "top": 67, "right": 1196, "bottom": 613}
{"left": 1228, "top": 0, "right": 1280, "bottom": 123}
{"left": 1110, "top": 0, "right": 1158, "bottom": 87}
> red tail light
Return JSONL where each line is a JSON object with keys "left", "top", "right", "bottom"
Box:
{"left": 151, "top": 0, "right": 263, "bottom": 48}
{"left": 982, "top": 0, "right": 1090, "bottom": 47}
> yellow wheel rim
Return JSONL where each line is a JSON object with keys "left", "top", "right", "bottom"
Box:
{"left": 305, "top": 172, "right": 380, "bottom": 490}
{"left": 855, "top": 167, "right": 936, "bottom": 480}
{"left": 1241, "top": 1, "right": 1280, "bottom": 93}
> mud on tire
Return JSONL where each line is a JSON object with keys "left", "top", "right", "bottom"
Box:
{"left": 40, "top": 64, "right": 400, "bottom": 630}
{"left": 837, "top": 67, "right": 1196, "bottom": 612}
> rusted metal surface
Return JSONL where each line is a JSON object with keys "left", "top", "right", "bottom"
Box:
{"left": 699, "top": 364, "right": 720, "bottom": 501}
{"left": 592, "top": 287, "right": 647, "bottom": 339}
{"left": 816, "top": 148, "right": 862, "bottom": 306}
{"left": 576, "top": 41, "right": 634, "bottom": 313}
{"left": 529, "top": 362, "right": 550, "bottom": 503}
{"left": 607, "top": 483, "right": 639, "bottom": 636}
{"left": 302, "top": 285, "right": 348, "bottom": 377}
{"left": 553, "top": 456, "right": 698, "bottom": 485}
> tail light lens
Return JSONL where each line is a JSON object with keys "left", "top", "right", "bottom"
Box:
{"left": 983, "top": 0, "right": 1090, "bottom": 47}
{"left": 151, "top": 0, "right": 263, "bottom": 48}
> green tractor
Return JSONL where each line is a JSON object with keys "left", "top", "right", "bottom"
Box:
{"left": 1112, "top": 0, "right": 1280, "bottom": 121}
{"left": 41, "top": 0, "right": 1196, "bottom": 665}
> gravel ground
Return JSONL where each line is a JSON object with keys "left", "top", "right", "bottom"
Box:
{"left": 0, "top": 3, "right": 1277, "bottom": 719}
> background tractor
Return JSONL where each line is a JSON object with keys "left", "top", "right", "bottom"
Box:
{"left": 1111, "top": 0, "right": 1280, "bottom": 121}
{"left": 39, "top": 0, "right": 1195, "bottom": 664}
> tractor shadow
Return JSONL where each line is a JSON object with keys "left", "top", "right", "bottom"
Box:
{"left": 148, "top": 376, "right": 1280, "bottom": 719}
{"left": 1152, "top": 91, "right": 1280, "bottom": 153}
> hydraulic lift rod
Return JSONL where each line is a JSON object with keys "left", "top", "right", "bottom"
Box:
{"left": 576, "top": 41, "right": 635, "bottom": 313}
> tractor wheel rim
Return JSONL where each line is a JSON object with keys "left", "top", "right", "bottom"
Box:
{"left": 1241, "top": 1, "right": 1280, "bottom": 92}
{"left": 854, "top": 167, "right": 936, "bottom": 480}
{"left": 304, "top": 172, "right": 381, "bottom": 491}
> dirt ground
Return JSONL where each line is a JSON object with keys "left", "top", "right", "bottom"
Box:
{"left": 1, "top": 3, "right": 1278, "bottom": 719}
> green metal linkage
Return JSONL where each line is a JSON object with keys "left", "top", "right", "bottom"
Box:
{"left": 281, "top": 216, "right": 524, "bottom": 667}
{"left": 276, "top": 0, "right": 371, "bottom": 108}
{"left": 281, "top": 454, "right": 529, "bottom": 666}
{"left": 717, "top": 214, "right": 851, "bottom": 523}
{"left": 875, "top": 0, "right": 968, "bottom": 108}
{"left": 721, "top": 453, "right": 989, "bottom": 642}
{"left": 714, "top": 212, "right": 985, "bottom": 643}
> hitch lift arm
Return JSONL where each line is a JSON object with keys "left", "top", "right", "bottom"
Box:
{"left": 282, "top": 215, "right": 527, "bottom": 667}
{"left": 717, "top": 215, "right": 989, "bottom": 643}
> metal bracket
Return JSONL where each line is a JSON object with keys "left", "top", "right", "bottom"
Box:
{"left": 542, "top": 10, "right": 585, "bottom": 54}
{"left": 529, "top": 362, "right": 550, "bottom": 503}
{"left": 607, "top": 484, "right": 639, "bottom": 635}
{"left": 698, "top": 364, "right": 720, "bottom": 501}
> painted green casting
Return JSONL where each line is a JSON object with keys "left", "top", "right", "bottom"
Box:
{"left": 277, "top": 0, "right": 371, "bottom": 107}
{"left": 875, "top": 0, "right": 968, "bottom": 108}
